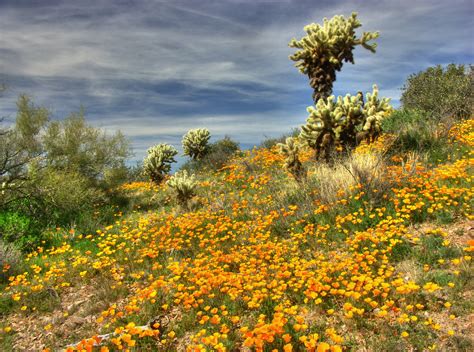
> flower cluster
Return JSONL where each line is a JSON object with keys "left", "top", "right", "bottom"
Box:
{"left": 1, "top": 119, "right": 472, "bottom": 351}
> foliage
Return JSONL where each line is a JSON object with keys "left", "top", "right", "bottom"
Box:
{"left": 277, "top": 137, "right": 306, "bottom": 182}
{"left": 1, "top": 95, "right": 49, "bottom": 207}
{"left": 289, "top": 12, "right": 379, "bottom": 102}
{"left": 0, "top": 212, "right": 31, "bottom": 245}
{"left": 206, "top": 137, "right": 240, "bottom": 168}
{"left": 14, "top": 95, "right": 49, "bottom": 155}
{"left": 300, "top": 85, "right": 392, "bottom": 160}
{"left": 182, "top": 128, "right": 211, "bottom": 160}
{"left": 166, "top": 170, "right": 198, "bottom": 209}
{"left": 0, "top": 240, "right": 23, "bottom": 283}
{"left": 400, "top": 64, "right": 473, "bottom": 120}
{"left": 43, "top": 110, "right": 131, "bottom": 182}
{"left": 180, "top": 136, "right": 240, "bottom": 172}
{"left": 27, "top": 167, "right": 105, "bottom": 229}
{"left": 143, "top": 143, "right": 178, "bottom": 184}
{"left": 103, "top": 164, "right": 132, "bottom": 188}
{"left": 1, "top": 96, "right": 132, "bottom": 250}
{"left": 0, "top": 118, "right": 473, "bottom": 351}
{"left": 383, "top": 109, "right": 457, "bottom": 164}
{"left": 259, "top": 128, "right": 300, "bottom": 149}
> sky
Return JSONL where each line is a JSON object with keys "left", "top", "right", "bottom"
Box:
{"left": 0, "top": 0, "right": 473, "bottom": 165}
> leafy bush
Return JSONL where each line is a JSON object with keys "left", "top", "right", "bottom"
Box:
{"left": 400, "top": 64, "right": 473, "bottom": 120}
{"left": 43, "top": 110, "right": 131, "bottom": 182}
{"left": 384, "top": 109, "right": 454, "bottom": 164}
{"left": 103, "top": 164, "right": 131, "bottom": 188}
{"left": 182, "top": 128, "right": 211, "bottom": 160}
{"left": 382, "top": 108, "right": 429, "bottom": 133}
{"left": 28, "top": 167, "right": 105, "bottom": 228}
{"left": 1, "top": 95, "right": 49, "bottom": 208}
{"left": 259, "top": 128, "right": 300, "bottom": 149}
{"left": 0, "top": 211, "right": 31, "bottom": 245}
{"left": 180, "top": 136, "right": 240, "bottom": 172}
{"left": 0, "top": 239, "right": 23, "bottom": 283}
{"left": 1, "top": 168, "right": 105, "bottom": 250}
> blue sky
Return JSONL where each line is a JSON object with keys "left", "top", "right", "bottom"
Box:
{"left": 1, "top": 0, "right": 473, "bottom": 164}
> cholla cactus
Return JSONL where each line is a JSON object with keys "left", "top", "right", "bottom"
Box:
{"left": 300, "top": 94, "right": 362, "bottom": 160}
{"left": 360, "top": 85, "right": 393, "bottom": 142}
{"left": 182, "top": 128, "right": 211, "bottom": 160}
{"left": 277, "top": 137, "right": 306, "bottom": 182}
{"left": 300, "top": 86, "right": 392, "bottom": 160}
{"left": 167, "top": 170, "right": 197, "bottom": 209}
{"left": 143, "top": 144, "right": 178, "bottom": 184}
{"left": 289, "top": 13, "right": 379, "bottom": 102}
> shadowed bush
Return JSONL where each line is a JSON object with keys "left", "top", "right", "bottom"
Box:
{"left": 0, "top": 240, "right": 23, "bottom": 283}
{"left": 383, "top": 109, "right": 455, "bottom": 164}
{"left": 259, "top": 128, "right": 300, "bottom": 149}
{"left": 180, "top": 136, "right": 240, "bottom": 173}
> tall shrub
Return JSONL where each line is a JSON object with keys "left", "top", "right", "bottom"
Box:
{"left": 401, "top": 64, "right": 473, "bottom": 120}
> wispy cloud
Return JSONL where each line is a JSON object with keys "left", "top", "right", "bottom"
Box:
{"left": 0, "top": 0, "right": 472, "bottom": 164}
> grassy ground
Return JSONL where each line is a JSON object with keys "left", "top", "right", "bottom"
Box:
{"left": 0, "top": 119, "right": 473, "bottom": 351}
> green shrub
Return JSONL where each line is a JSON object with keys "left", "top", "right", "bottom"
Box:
{"left": 103, "top": 164, "right": 131, "bottom": 188}
{"left": 0, "top": 239, "right": 23, "bottom": 283}
{"left": 43, "top": 110, "right": 131, "bottom": 181}
{"left": 384, "top": 109, "right": 454, "bottom": 164}
{"left": 180, "top": 136, "right": 240, "bottom": 172}
{"left": 0, "top": 212, "right": 31, "bottom": 244}
{"left": 1, "top": 168, "right": 105, "bottom": 250}
{"left": 382, "top": 108, "right": 429, "bottom": 133}
{"left": 29, "top": 167, "right": 104, "bottom": 227}
{"left": 259, "top": 128, "right": 300, "bottom": 149}
{"left": 400, "top": 64, "right": 473, "bottom": 120}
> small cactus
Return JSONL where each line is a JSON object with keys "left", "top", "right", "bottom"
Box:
{"left": 167, "top": 170, "right": 198, "bottom": 209}
{"left": 182, "top": 128, "right": 211, "bottom": 160}
{"left": 278, "top": 137, "right": 306, "bottom": 182}
{"left": 143, "top": 144, "right": 178, "bottom": 184}
{"left": 289, "top": 12, "right": 379, "bottom": 103}
{"left": 361, "top": 85, "right": 393, "bottom": 142}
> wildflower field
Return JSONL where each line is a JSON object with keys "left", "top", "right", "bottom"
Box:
{"left": 0, "top": 119, "right": 472, "bottom": 351}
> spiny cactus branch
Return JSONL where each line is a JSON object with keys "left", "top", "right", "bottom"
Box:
{"left": 289, "top": 12, "right": 379, "bottom": 103}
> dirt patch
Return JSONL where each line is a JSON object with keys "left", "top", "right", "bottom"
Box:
{"left": 410, "top": 220, "right": 474, "bottom": 248}
{"left": 7, "top": 284, "right": 103, "bottom": 351}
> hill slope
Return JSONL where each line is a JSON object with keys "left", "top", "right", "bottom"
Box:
{"left": 1, "top": 119, "right": 473, "bottom": 351}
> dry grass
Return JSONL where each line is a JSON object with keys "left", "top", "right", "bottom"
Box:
{"left": 0, "top": 241, "right": 23, "bottom": 283}
{"left": 308, "top": 151, "right": 389, "bottom": 205}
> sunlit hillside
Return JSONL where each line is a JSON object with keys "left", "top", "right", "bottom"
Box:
{"left": 1, "top": 118, "right": 472, "bottom": 351}
{"left": 1, "top": 6, "right": 473, "bottom": 352}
